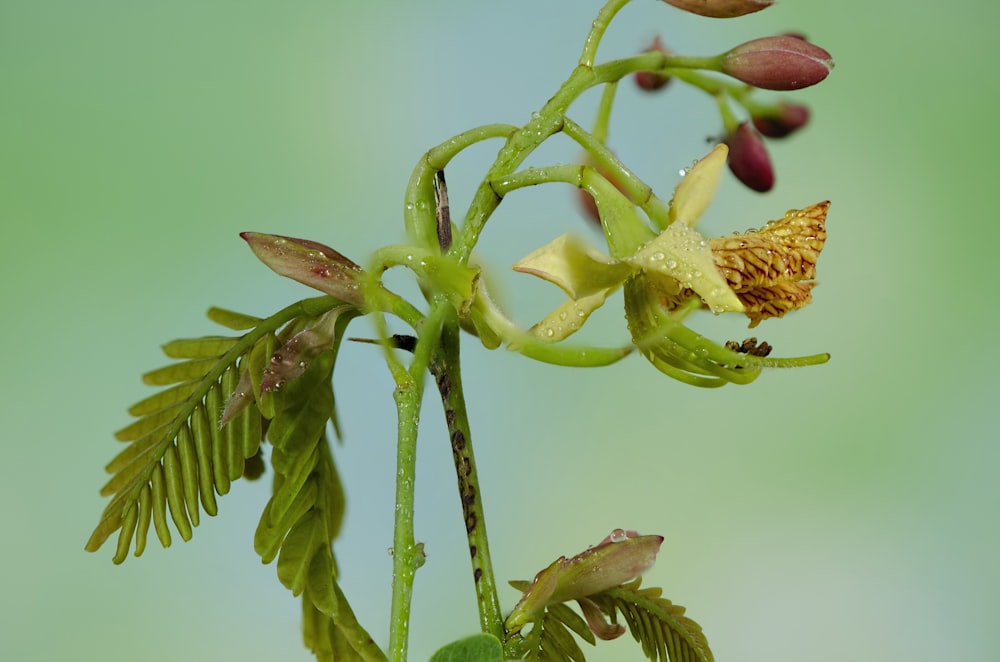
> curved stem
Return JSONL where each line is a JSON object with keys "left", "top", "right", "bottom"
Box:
{"left": 404, "top": 124, "right": 519, "bottom": 250}
{"left": 562, "top": 117, "right": 672, "bottom": 230}
{"left": 579, "top": 0, "right": 635, "bottom": 68}
{"left": 449, "top": 52, "right": 683, "bottom": 264}
{"left": 428, "top": 303, "right": 504, "bottom": 643}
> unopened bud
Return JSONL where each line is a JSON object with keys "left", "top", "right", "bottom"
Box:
{"left": 721, "top": 35, "right": 833, "bottom": 90}
{"left": 635, "top": 36, "right": 672, "bottom": 92}
{"left": 725, "top": 122, "right": 774, "bottom": 192}
{"left": 660, "top": 0, "right": 773, "bottom": 18}
{"left": 240, "top": 232, "right": 365, "bottom": 306}
{"left": 506, "top": 530, "right": 663, "bottom": 633}
{"left": 752, "top": 101, "right": 810, "bottom": 138}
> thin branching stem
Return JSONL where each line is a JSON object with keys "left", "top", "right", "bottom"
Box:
{"left": 579, "top": 0, "right": 634, "bottom": 68}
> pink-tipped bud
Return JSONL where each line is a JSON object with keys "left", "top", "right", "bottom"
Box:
{"left": 506, "top": 529, "right": 664, "bottom": 633}
{"left": 661, "top": 0, "right": 773, "bottom": 18}
{"left": 726, "top": 122, "right": 774, "bottom": 192}
{"left": 635, "top": 36, "right": 672, "bottom": 92}
{"left": 240, "top": 232, "right": 365, "bottom": 306}
{"left": 721, "top": 35, "right": 834, "bottom": 90}
{"left": 752, "top": 101, "right": 811, "bottom": 138}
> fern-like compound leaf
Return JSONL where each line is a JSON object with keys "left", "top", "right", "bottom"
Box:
{"left": 507, "top": 577, "right": 712, "bottom": 662}
{"left": 86, "top": 296, "right": 344, "bottom": 562}
{"left": 591, "top": 580, "right": 713, "bottom": 662}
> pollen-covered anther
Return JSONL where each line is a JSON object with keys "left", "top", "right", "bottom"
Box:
{"left": 661, "top": 201, "right": 828, "bottom": 327}
{"left": 713, "top": 201, "right": 828, "bottom": 326}
{"left": 712, "top": 201, "right": 827, "bottom": 286}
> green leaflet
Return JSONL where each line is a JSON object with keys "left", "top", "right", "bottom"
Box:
{"left": 134, "top": 483, "right": 152, "bottom": 557}
{"left": 255, "top": 477, "right": 318, "bottom": 564}
{"left": 277, "top": 511, "right": 326, "bottom": 596}
{"left": 190, "top": 404, "right": 219, "bottom": 516}
{"left": 161, "top": 335, "right": 239, "bottom": 359}
{"left": 307, "top": 547, "right": 339, "bottom": 618}
{"left": 429, "top": 634, "right": 504, "bottom": 662}
{"left": 142, "top": 358, "right": 218, "bottom": 386}
{"left": 206, "top": 306, "right": 262, "bottom": 330}
{"left": 162, "top": 442, "right": 193, "bottom": 541}
{"left": 127, "top": 381, "right": 199, "bottom": 417}
{"left": 175, "top": 423, "right": 201, "bottom": 527}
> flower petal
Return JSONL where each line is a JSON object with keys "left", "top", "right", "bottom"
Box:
{"left": 629, "top": 222, "right": 743, "bottom": 313}
{"left": 669, "top": 144, "right": 728, "bottom": 227}
{"left": 528, "top": 288, "right": 615, "bottom": 342}
{"left": 513, "top": 234, "right": 635, "bottom": 299}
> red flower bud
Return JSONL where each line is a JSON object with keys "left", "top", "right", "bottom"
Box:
{"left": 752, "top": 101, "right": 810, "bottom": 138}
{"left": 660, "top": 0, "right": 773, "bottom": 18}
{"left": 725, "top": 122, "right": 774, "bottom": 192}
{"left": 635, "top": 36, "right": 672, "bottom": 92}
{"left": 721, "top": 35, "right": 833, "bottom": 90}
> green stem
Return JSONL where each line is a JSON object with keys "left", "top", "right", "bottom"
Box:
{"left": 388, "top": 380, "right": 420, "bottom": 662}
{"left": 404, "top": 124, "right": 519, "bottom": 250}
{"left": 592, "top": 82, "right": 618, "bottom": 144}
{"left": 562, "top": 116, "right": 672, "bottom": 230}
{"left": 386, "top": 306, "right": 447, "bottom": 662}
{"left": 449, "top": 53, "right": 680, "bottom": 264}
{"left": 490, "top": 163, "right": 654, "bottom": 255}
{"left": 579, "top": 0, "right": 634, "bottom": 67}
{"left": 428, "top": 304, "right": 504, "bottom": 643}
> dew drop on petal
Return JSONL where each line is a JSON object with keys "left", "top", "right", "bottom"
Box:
{"left": 609, "top": 528, "right": 628, "bottom": 543}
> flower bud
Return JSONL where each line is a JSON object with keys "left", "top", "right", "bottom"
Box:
{"left": 721, "top": 35, "right": 833, "bottom": 90}
{"left": 752, "top": 101, "right": 810, "bottom": 138}
{"left": 635, "top": 36, "right": 672, "bottom": 92}
{"left": 240, "top": 232, "right": 364, "bottom": 306}
{"left": 506, "top": 530, "right": 663, "bottom": 633}
{"left": 725, "top": 122, "right": 774, "bottom": 192}
{"left": 660, "top": 0, "right": 773, "bottom": 18}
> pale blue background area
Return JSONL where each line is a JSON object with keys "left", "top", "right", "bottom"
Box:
{"left": 2, "top": 1, "right": 997, "bottom": 660}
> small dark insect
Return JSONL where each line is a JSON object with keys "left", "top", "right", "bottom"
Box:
{"left": 348, "top": 334, "right": 417, "bottom": 353}
{"left": 725, "top": 337, "right": 773, "bottom": 357}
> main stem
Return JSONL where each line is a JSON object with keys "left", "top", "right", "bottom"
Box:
{"left": 386, "top": 306, "right": 447, "bottom": 661}
{"left": 429, "top": 306, "right": 505, "bottom": 643}
{"left": 388, "top": 379, "right": 421, "bottom": 662}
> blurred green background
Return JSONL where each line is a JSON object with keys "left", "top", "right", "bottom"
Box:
{"left": 3, "top": 1, "right": 997, "bottom": 660}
